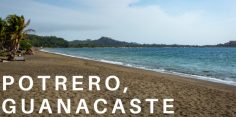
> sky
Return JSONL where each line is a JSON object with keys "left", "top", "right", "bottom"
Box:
{"left": 0, "top": 0, "right": 236, "bottom": 45}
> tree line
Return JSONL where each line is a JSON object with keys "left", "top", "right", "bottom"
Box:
{"left": 28, "top": 35, "right": 236, "bottom": 48}
{"left": 28, "top": 34, "right": 69, "bottom": 48}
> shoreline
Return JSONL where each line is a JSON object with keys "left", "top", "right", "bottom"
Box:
{"left": 40, "top": 49, "right": 236, "bottom": 87}
{"left": 1, "top": 50, "right": 236, "bottom": 116}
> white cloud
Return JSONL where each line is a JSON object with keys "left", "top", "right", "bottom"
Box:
{"left": 0, "top": 0, "right": 235, "bottom": 45}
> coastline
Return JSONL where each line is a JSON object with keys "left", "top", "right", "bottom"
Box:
{"left": 0, "top": 50, "right": 236, "bottom": 116}
{"left": 40, "top": 49, "right": 236, "bottom": 92}
{"left": 40, "top": 48, "right": 236, "bottom": 87}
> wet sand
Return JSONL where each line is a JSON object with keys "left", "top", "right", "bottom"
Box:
{"left": 0, "top": 51, "right": 235, "bottom": 117}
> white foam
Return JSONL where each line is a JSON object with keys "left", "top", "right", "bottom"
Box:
{"left": 156, "top": 70, "right": 236, "bottom": 86}
{"left": 40, "top": 49, "right": 236, "bottom": 86}
{"left": 40, "top": 49, "right": 93, "bottom": 60}
{"left": 100, "top": 59, "right": 123, "bottom": 65}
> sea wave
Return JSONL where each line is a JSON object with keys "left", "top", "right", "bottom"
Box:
{"left": 40, "top": 49, "right": 236, "bottom": 86}
{"left": 100, "top": 59, "right": 123, "bottom": 65}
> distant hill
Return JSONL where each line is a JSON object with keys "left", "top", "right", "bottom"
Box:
{"left": 217, "top": 41, "right": 236, "bottom": 47}
{"left": 27, "top": 34, "right": 236, "bottom": 48}
{"left": 69, "top": 37, "right": 139, "bottom": 47}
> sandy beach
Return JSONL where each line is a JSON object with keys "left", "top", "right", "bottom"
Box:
{"left": 0, "top": 50, "right": 236, "bottom": 117}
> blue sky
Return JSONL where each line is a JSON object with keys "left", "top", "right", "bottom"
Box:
{"left": 1, "top": 0, "right": 236, "bottom": 45}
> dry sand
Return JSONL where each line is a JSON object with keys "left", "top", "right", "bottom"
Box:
{"left": 0, "top": 51, "right": 236, "bottom": 117}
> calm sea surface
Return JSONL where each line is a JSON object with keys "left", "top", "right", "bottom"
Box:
{"left": 42, "top": 47, "right": 236, "bottom": 86}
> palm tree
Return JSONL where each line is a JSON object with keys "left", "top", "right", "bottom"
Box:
{"left": 0, "top": 17, "right": 5, "bottom": 50}
{"left": 5, "top": 15, "right": 34, "bottom": 60}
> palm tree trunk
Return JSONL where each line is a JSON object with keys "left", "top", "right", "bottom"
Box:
{"left": 7, "top": 37, "right": 18, "bottom": 61}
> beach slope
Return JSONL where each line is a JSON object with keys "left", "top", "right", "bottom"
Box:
{"left": 0, "top": 51, "right": 235, "bottom": 117}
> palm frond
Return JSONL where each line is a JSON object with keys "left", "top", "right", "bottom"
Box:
{"left": 24, "top": 19, "right": 30, "bottom": 28}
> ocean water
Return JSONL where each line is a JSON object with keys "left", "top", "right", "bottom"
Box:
{"left": 42, "top": 47, "right": 236, "bottom": 86}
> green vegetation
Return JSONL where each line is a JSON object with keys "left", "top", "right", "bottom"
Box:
{"left": 28, "top": 34, "right": 69, "bottom": 48}
{"left": 29, "top": 35, "right": 236, "bottom": 48}
{"left": 0, "top": 14, "right": 34, "bottom": 60}
{"left": 19, "top": 40, "right": 32, "bottom": 51}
